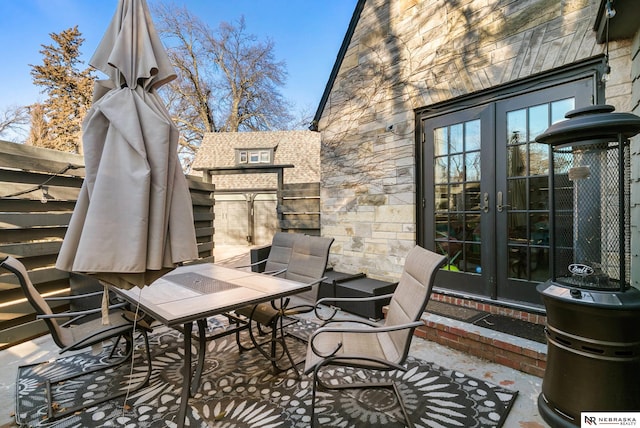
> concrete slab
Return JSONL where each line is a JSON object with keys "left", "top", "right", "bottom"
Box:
{"left": 0, "top": 245, "right": 548, "bottom": 427}
{"left": 0, "top": 322, "right": 546, "bottom": 427}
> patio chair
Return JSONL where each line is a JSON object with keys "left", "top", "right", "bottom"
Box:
{"left": 304, "top": 245, "right": 446, "bottom": 427}
{"left": 237, "top": 231, "right": 298, "bottom": 274}
{"left": 0, "top": 255, "right": 153, "bottom": 421}
{"left": 234, "top": 234, "right": 334, "bottom": 374}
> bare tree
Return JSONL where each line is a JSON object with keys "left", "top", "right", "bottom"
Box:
{"left": 0, "top": 105, "right": 29, "bottom": 141}
{"left": 30, "top": 26, "right": 94, "bottom": 153}
{"left": 152, "top": 3, "right": 292, "bottom": 164}
{"left": 207, "top": 17, "right": 292, "bottom": 132}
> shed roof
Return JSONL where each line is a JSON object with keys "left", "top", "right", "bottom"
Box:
{"left": 192, "top": 130, "right": 321, "bottom": 190}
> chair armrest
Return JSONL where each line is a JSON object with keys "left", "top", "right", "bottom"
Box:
{"left": 321, "top": 318, "right": 382, "bottom": 328}
{"left": 37, "top": 302, "right": 128, "bottom": 324}
{"left": 59, "top": 322, "right": 135, "bottom": 354}
{"left": 314, "top": 293, "right": 395, "bottom": 320}
{"left": 309, "top": 320, "right": 424, "bottom": 359}
{"left": 313, "top": 320, "right": 422, "bottom": 337}
{"left": 44, "top": 290, "right": 106, "bottom": 301}
{"left": 235, "top": 258, "right": 268, "bottom": 269}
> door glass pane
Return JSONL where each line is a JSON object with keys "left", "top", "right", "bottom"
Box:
{"left": 449, "top": 124, "right": 463, "bottom": 154}
{"left": 529, "top": 143, "right": 549, "bottom": 176}
{"left": 507, "top": 110, "right": 526, "bottom": 143}
{"left": 508, "top": 211, "right": 527, "bottom": 242}
{"left": 434, "top": 157, "right": 448, "bottom": 183}
{"left": 434, "top": 127, "right": 448, "bottom": 156}
{"left": 508, "top": 179, "right": 527, "bottom": 209}
{"left": 433, "top": 119, "right": 482, "bottom": 274}
{"left": 508, "top": 145, "right": 527, "bottom": 177}
{"left": 465, "top": 183, "right": 481, "bottom": 211}
{"left": 551, "top": 98, "right": 574, "bottom": 124}
{"left": 529, "top": 176, "right": 549, "bottom": 210}
{"left": 463, "top": 242, "right": 482, "bottom": 273}
{"left": 530, "top": 213, "right": 549, "bottom": 246}
{"left": 465, "top": 120, "right": 481, "bottom": 151}
{"left": 505, "top": 99, "right": 573, "bottom": 282}
{"left": 449, "top": 154, "right": 464, "bottom": 182}
{"left": 529, "top": 104, "right": 549, "bottom": 140}
{"left": 509, "top": 245, "right": 527, "bottom": 280}
{"left": 466, "top": 152, "right": 481, "bottom": 181}
{"left": 449, "top": 184, "right": 463, "bottom": 211}
{"left": 434, "top": 184, "right": 448, "bottom": 210}
{"left": 464, "top": 214, "right": 481, "bottom": 240}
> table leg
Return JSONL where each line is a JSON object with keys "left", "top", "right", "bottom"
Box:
{"left": 177, "top": 321, "right": 193, "bottom": 428}
{"left": 191, "top": 319, "right": 207, "bottom": 395}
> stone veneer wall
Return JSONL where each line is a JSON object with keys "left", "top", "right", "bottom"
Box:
{"left": 319, "top": 0, "right": 633, "bottom": 281}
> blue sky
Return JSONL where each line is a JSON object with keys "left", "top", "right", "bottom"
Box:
{"left": 0, "top": 0, "right": 357, "bottom": 118}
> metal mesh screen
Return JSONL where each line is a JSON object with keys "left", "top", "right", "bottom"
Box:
{"left": 552, "top": 141, "right": 630, "bottom": 290}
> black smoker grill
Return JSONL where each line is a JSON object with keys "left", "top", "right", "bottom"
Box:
{"left": 535, "top": 105, "right": 640, "bottom": 427}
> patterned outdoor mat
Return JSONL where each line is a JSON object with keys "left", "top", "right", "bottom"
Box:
{"left": 15, "top": 317, "right": 518, "bottom": 427}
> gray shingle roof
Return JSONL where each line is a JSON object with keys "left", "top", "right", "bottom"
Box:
{"left": 192, "top": 130, "right": 321, "bottom": 190}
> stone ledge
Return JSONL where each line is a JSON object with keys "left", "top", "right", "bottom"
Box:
{"left": 417, "top": 312, "right": 547, "bottom": 378}
{"left": 430, "top": 292, "right": 547, "bottom": 325}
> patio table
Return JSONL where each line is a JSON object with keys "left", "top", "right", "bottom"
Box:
{"left": 111, "top": 263, "right": 311, "bottom": 427}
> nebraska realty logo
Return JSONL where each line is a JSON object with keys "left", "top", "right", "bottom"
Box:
{"left": 583, "top": 413, "right": 640, "bottom": 427}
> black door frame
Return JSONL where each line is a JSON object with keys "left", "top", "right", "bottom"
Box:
{"left": 416, "top": 57, "right": 606, "bottom": 309}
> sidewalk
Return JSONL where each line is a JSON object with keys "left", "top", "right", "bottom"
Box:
{"left": 0, "top": 244, "right": 547, "bottom": 427}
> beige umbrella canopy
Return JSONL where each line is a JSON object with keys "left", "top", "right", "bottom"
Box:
{"left": 56, "top": 0, "right": 198, "bottom": 290}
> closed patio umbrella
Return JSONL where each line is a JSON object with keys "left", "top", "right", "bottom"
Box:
{"left": 56, "top": 0, "right": 198, "bottom": 291}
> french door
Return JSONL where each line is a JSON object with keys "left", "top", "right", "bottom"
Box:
{"left": 420, "top": 77, "right": 595, "bottom": 307}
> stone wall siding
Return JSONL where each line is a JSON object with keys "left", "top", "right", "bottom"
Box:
{"left": 319, "top": 0, "right": 633, "bottom": 281}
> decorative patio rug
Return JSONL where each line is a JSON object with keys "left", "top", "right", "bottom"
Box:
{"left": 15, "top": 317, "right": 518, "bottom": 427}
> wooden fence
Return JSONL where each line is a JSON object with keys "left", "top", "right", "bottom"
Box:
{"left": 0, "top": 140, "right": 214, "bottom": 349}
{"left": 280, "top": 182, "right": 321, "bottom": 235}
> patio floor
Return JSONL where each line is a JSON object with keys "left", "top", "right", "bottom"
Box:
{"left": 0, "top": 245, "right": 548, "bottom": 427}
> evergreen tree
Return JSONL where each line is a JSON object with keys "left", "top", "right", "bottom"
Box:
{"left": 30, "top": 26, "right": 94, "bottom": 153}
{"left": 25, "top": 103, "right": 48, "bottom": 147}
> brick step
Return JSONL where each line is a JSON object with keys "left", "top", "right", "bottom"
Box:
{"left": 416, "top": 311, "right": 547, "bottom": 378}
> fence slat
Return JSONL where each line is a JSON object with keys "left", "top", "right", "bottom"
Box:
{"left": 0, "top": 142, "right": 215, "bottom": 348}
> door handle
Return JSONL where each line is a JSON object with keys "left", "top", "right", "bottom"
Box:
{"left": 481, "top": 192, "right": 489, "bottom": 213}
{"left": 496, "top": 191, "right": 511, "bottom": 212}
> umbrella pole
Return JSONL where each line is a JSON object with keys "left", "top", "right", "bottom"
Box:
{"left": 177, "top": 321, "right": 193, "bottom": 427}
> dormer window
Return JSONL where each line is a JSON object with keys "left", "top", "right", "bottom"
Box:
{"left": 236, "top": 148, "right": 273, "bottom": 165}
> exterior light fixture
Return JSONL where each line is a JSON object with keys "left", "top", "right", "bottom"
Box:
{"left": 605, "top": 0, "right": 616, "bottom": 18}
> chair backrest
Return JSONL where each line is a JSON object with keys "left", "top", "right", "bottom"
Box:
{"left": 283, "top": 235, "right": 334, "bottom": 302}
{"left": 0, "top": 256, "right": 71, "bottom": 349}
{"left": 284, "top": 235, "right": 334, "bottom": 283}
{"left": 384, "top": 246, "right": 446, "bottom": 362}
{"left": 263, "top": 232, "right": 298, "bottom": 273}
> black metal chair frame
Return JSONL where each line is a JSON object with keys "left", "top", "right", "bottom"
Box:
{"left": 1, "top": 256, "right": 153, "bottom": 421}
{"left": 233, "top": 234, "right": 334, "bottom": 377}
{"left": 303, "top": 246, "right": 446, "bottom": 427}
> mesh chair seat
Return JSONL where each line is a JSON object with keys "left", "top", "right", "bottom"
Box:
{"left": 305, "top": 321, "right": 402, "bottom": 371}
